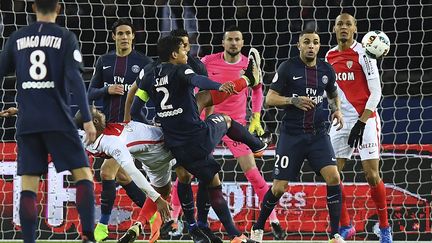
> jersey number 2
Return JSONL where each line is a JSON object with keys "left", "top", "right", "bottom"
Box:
{"left": 156, "top": 87, "right": 173, "bottom": 110}
{"left": 29, "top": 50, "right": 47, "bottom": 80}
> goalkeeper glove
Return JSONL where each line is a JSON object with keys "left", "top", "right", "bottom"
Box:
{"left": 248, "top": 112, "right": 264, "bottom": 136}
{"left": 348, "top": 120, "right": 366, "bottom": 148}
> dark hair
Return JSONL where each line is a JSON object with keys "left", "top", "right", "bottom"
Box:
{"left": 225, "top": 25, "right": 241, "bottom": 33}
{"left": 299, "top": 29, "right": 318, "bottom": 37}
{"left": 35, "top": 0, "right": 58, "bottom": 14}
{"left": 170, "top": 29, "right": 189, "bottom": 38}
{"left": 157, "top": 36, "right": 183, "bottom": 62}
{"left": 111, "top": 18, "right": 135, "bottom": 35}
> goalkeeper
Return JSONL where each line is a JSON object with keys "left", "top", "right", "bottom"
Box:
{"left": 200, "top": 25, "right": 285, "bottom": 239}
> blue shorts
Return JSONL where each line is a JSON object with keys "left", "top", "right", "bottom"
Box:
{"left": 170, "top": 114, "right": 227, "bottom": 184}
{"left": 17, "top": 131, "right": 90, "bottom": 176}
{"left": 273, "top": 131, "right": 336, "bottom": 181}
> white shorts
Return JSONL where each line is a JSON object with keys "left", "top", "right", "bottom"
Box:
{"left": 133, "top": 145, "right": 174, "bottom": 188}
{"left": 330, "top": 115, "right": 381, "bottom": 160}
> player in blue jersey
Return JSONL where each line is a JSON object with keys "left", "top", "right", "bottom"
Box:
{"left": 0, "top": 1, "right": 96, "bottom": 242}
{"left": 249, "top": 29, "right": 345, "bottom": 243}
{"left": 87, "top": 18, "right": 155, "bottom": 242}
{"left": 130, "top": 35, "right": 264, "bottom": 243}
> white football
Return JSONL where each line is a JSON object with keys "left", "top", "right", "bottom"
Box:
{"left": 361, "top": 31, "right": 391, "bottom": 59}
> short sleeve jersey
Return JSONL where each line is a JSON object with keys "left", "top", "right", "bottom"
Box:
{"left": 270, "top": 57, "right": 337, "bottom": 134}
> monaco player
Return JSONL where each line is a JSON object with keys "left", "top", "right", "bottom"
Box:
{"left": 326, "top": 13, "right": 392, "bottom": 243}
{"left": 74, "top": 107, "right": 172, "bottom": 242}
{"left": 200, "top": 25, "right": 285, "bottom": 240}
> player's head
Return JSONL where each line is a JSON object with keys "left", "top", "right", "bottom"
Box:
{"left": 333, "top": 13, "right": 357, "bottom": 44}
{"left": 111, "top": 18, "right": 135, "bottom": 54}
{"left": 157, "top": 36, "right": 188, "bottom": 65}
{"left": 74, "top": 106, "right": 106, "bottom": 132}
{"left": 297, "top": 29, "right": 320, "bottom": 64}
{"left": 171, "top": 29, "right": 191, "bottom": 53}
{"left": 223, "top": 25, "right": 244, "bottom": 57}
{"left": 33, "top": 0, "right": 60, "bottom": 16}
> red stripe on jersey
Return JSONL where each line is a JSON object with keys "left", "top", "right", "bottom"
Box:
{"left": 326, "top": 46, "right": 371, "bottom": 116}
{"left": 103, "top": 123, "right": 125, "bottom": 136}
{"left": 304, "top": 66, "right": 317, "bottom": 133}
{"left": 126, "top": 140, "right": 164, "bottom": 147}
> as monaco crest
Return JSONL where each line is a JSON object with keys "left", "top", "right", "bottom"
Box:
{"left": 346, "top": 60, "right": 353, "bottom": 69}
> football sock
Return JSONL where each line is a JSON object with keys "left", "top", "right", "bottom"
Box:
{"left": 171, "top": 179, "right": 182, "bottom": 221}
{"left": 226, "top": 119, "right": 263, "bottom": 152}
{"left": 339, "top": 181, "right": 351, "bottom": 226}
{"left": 122, "top": 181, "right": 145, "bottom": 207}
{"left": 327, "top": 184, "right": 342, "bottom": 236}
{"left": 100, "top": 180, "right": 116, "bottom": 225}
{"left": 245, "top": 167, "right": 279, "bottom": 222}
{"left": 196, "top": 180, "right": 210, "bottom": 227}
{"left": 177, "top": 182, "right": 197, "bottom": 229}
{"left": 20, "top": 190, "right": 37, "bottom": 243}
{"left": 370, "top": 180, "right": 389, "bottom": 228}
{"left": 208, "top": 185, "right": 241, "bottom": 237}
{"left": 76, "top": 180, "right": 95, "bottom": 241}
{"left": 254, "top": 189, "right": 280, "bottom": 230}
{"left": 209, "top": 78, "right": 247, "bottom": 105}
{"left": 137, "top": 198, "right": 158, "bottom": 224}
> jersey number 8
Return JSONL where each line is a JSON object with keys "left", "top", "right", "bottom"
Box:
{"left": 29, "top": 50, "right": 47, "bottom": 80}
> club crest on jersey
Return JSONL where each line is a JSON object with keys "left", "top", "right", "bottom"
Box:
{"left": 346, "top": 60, "right": 353, "bottom": 69}
{"left": 131, "top": 65, "right": 140, "bottom": 73}
{"left": 322, "top": 75, "right": 328, "bottom": 84}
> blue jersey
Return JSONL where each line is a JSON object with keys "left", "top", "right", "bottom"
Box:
{"left": 138, "top": 62, "right": 207, "bottom": 147}
{"left": 0, "top": 21, "right": 91, "bottom": 135}
{"left": 187, "top": 53, "right": 208, "bottom": 76}
{"left": 270, "top": 57, "right": 337, "bottom": 134}
{"left": 89, "top": 50, "right": 153, "bottom": 122}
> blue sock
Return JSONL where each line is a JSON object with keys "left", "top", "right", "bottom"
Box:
{"left": 327, "top": 184, "right": 342, "bottom": 236}
{"left": 208, "top": 185, "right": 241, "bottom": 237}
{"left": 254, "top": 188, "right": 280, "bottom": 230}
{"left": 20, "top": 190, "right": 37, "bottom": 243}
{"left": 122, "top": 181, "right": 145, "bottom": 207}
{"left": 177, "top": 182, "right": 197, "bottom": 229}
{"left": 76, "top": 180, "right": 95, "bottom": 241}
{"left": 196, "top": 181, "right": 210, "bottom": 228}
{"left": 226, "top": 119, "right": 263, "bottom": 152}
{"left": 100, "top": 180, "right": 116, "bottom": 225}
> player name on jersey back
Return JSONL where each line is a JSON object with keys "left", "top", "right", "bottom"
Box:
{"left": 16, "top": 35, "right": 62, "bottom": 50}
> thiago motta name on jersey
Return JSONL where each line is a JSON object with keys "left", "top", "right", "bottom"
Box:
{"left": 16, "top": 35, "right": 62, "bottom": 50}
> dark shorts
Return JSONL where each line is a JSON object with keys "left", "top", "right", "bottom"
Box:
{"left": 170, "top": 114, "right": 228, "bottom": 184}
{"left": 17, "top": 131, "right": 90, "bottom": 176}
{"left": 273, "top": 131, "right": 336, "bottom": 181}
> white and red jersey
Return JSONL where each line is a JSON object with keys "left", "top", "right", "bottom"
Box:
{"left": 80, "top": 121, "right": 170, "bottom": 168}
{"left": 325, "top": 41, "right": 382, "bottom": 121}
{"left": 201, "top": 52, "right": 263, "bottom": 121}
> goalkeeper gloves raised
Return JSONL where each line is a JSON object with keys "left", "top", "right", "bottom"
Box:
{"left": 248, "top": 112, "right": 264, "bottom": 136}
{"left": 348, "top": 120, "right": 366, "bottom": 148}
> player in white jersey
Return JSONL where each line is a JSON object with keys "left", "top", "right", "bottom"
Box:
{"left": 74, "top": 107, "right": 172, "bottom": 241}
{"left": 325, "top": 13, "right": 392, "bottom": 243}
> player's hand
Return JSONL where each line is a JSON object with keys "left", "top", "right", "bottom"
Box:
{"left": 248, "top": 112, "right": 264, "bottom": 136}
{"left": 0, "top": 107, "right": 18, "bottom": 117}
{"left": 108, "top": 84, "right": 125, "bottom": 95}
{"left": 331, "top": 110, "right": 343, "bottom": 131}
{"left": 218, "top": 82, "right": 237, "bottom": 94}
{"left": 348, "top": 120, "right": 366, "bottom": 148}
{"left": 155, "top": 196, "right": 171, "bottom": 222}
{"left": 291, "top": 96, "right": 315, "bottom": 111}
{"left": 83, "top": 121, "right": 97, "bottom": 145}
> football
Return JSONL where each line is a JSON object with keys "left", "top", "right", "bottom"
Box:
{"left": 361, "top": 30, "right": 391, "bottom": 59}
